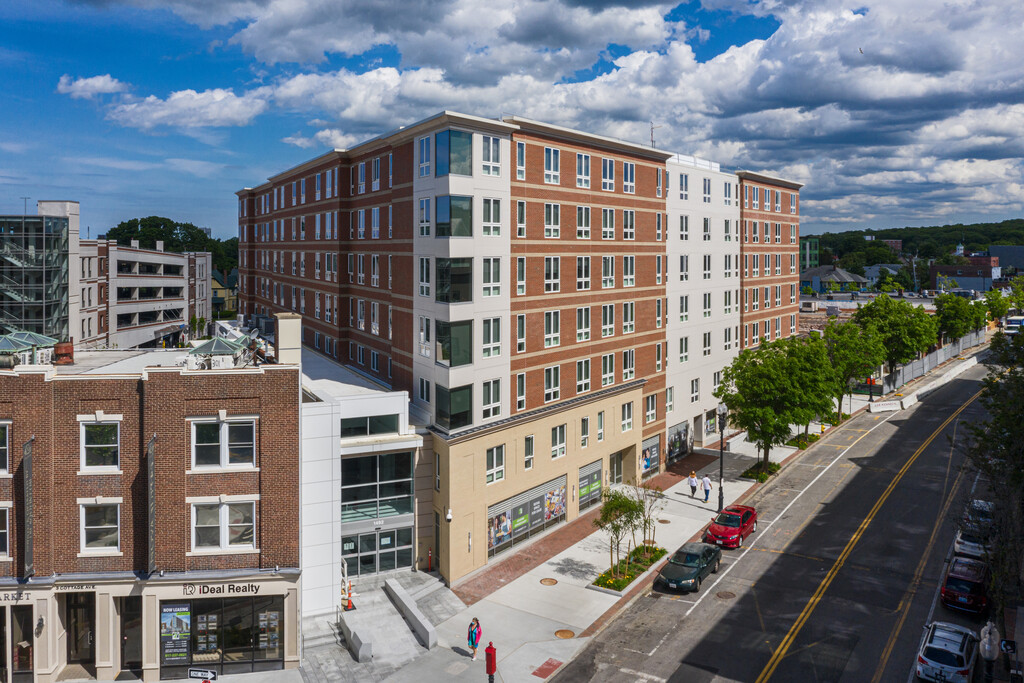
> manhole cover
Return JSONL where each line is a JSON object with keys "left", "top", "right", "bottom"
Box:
{"left": 658, "top": 519, "right": 670, "bottom": 524}
{"left": 540, "top": 578, "right": 558, "bottom": 586}
{"left": 555, "top": 629, "right": 575, "bottom": 639}
{"left": 716, "top": 591, "right": 736, "bottom": 600}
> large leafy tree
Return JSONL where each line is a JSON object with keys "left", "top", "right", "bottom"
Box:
{"left": 852, "top": 294, "right": 937, "bottom": 373}
{"left": 984, "top": 288, "right": 1011, "bottom": 322}
{"left": 821, "top": 321, "right": 886, "bottom": 417}
{"left": 714, "top": 340, "right": 798, "bottom": 470}
{"left": 934, "top": 294, "right": 977, "bottom": 340}
{"left": 782, "top": 335, "right": 836, "bottom": 434}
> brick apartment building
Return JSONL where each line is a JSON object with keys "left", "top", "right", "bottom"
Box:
{"left": 236, "top": 112, "right": 801, "bottom": 583}
{"left": 0, "top": 316, "right": 300, "bottom": 682}
{"left": 78, "top": 239, "right": 212, "bottom": 349}
{"left": 736, "top": 171, "right": 803, "bottom": 348}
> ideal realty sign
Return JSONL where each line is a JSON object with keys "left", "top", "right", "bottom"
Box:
{"left": 183, "top": 582, "right": 260, "bottom": 596}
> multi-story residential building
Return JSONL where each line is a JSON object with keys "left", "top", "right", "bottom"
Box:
{"left": 799, "top": 235, "right": 819, "bottom": 270}
{"left": 665, "top": 156, "right": 741, "bottom": 453}
{"left": 736, "top": 171, "right": 803, "bottom": 348}
{"left": 78, "top": 239, "right": 212, "bottom": 348}
{"left": 237, "top": 113, "right": 800, "bottom": 584}
{"left": 0, "top": 313, "right": 300, "bottom": 682}
{"left": 0, "top": 201, "right": 82, "bottom": 340}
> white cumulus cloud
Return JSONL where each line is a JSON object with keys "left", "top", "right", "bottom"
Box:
{"left": 57, "top": 74, "right": 130, "bottom": 99}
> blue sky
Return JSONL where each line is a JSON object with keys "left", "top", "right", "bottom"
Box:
{"left": 2, "top": 0, "right": 1022, "bottom": 239}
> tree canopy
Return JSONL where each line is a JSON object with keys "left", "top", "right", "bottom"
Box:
{"left": 103, "top": 216, "right": 237, "bottom": 274}
{"left": 821, "top": 320, "right": 886, "bottom": 414}
{"left": 814, "top": 218, "right": 1024, "bottom": 264}
{"left": 852, "top": 294, "right": 937, "bottom": 373}
{"left": 934, "top": 294, "right": 987, "bottom": 340}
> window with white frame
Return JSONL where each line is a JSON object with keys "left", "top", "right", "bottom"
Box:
{"left": 516, "top": 141, "right": 526, "bottom": 180}
{"left": 724, "top": 290, "right": 732, "bottom": 315}
{"left": 656, "top": 254, "right": 663, "bottom": 284}
{"left": 703, "top": 292, "right": 712, "bottom": 318}
{"left": 724, "top": 181, "right": 732, "bottom": 206}
{"left": 357, "top": 254, "right": 365, "bottom": 284}
{"left": 483, "top": 318, "right": 501, "bottom": 358}
{"left": 193, "top": 501, "right": 255, "bottom": 550}
{"left": 703, "top": 254, "right": 712, "bottom": 279}
{"left": 623, "top": 162, "right": 635, "bottom": 193}
{"left": 602, "top": 256, "right": 615, "bottom": 288}
{"left": 790, "top": 314, "right": 796, "bottom": 334}
{"left": 622, "top": 302, "right": 635, "bottom": 333}
{"left": 724, "top": 326, "right": 732, "bottom": 350}
{"left": 598, "top": 353, "right": 614, "bottom": 387}
{"left": 577, "top": 206, "right": 591, "bottom": 239}
{"left": 703, "top": 217, "right": 711, "bottom": 241}
{"left": 602, "top": 158, "right": 614, "bottom": 191}
{"left": 371, "top": 255, "right": 380, "bottom": 287}
{"left": 577, "top": 359, "right": 591, "bottom": 393}
{"left": 0, "top": 508, "right": 7, "bottom": 556}
{"left": 516, "top": 315, "right": 525, "bottom": 353}
{"left": 601, "top": 304, "right": 615, "bottom": 337}
{"left": 544, "top": 203, "right": 560, "bottom": 238}
{"left": 622, "top": 349, "right": 634, "bottom": 380}
{"left": 418, "top": 316, "right": 431, "bottom": 355}
{"left": 623, "top": 255, "right": 635, "bottom": 287}
{"left": 679, "top": 173, "right": 689, "bottom": 200}
{"left": 775, "top": 285, "right": 782, "bottom": 307}
{"left": 656, "top": 297, "right": 663, "bottom": 328}
{"left": 752, "top": 287, "right": 760, "bottom": 311}
{"left": 752, "top": 185, "right": 759, "bottom": 209}
{"left": 544, "top": 256, "right": 560, "bottom": 292}
{"left": 622, "top": 210, "right": 635, "bottom": 240}
{"left": 544, "top": 311, "right": 560, "bottom": 348}
{"left": 775, "top": 191, "right": 781, "bottom": 212}
{"left": 81, "top": 503, "right": 120, "bottom": 551}
{"left": 679, "top": 254, "right": 689, "bottom": 281}
{"left": 419, "top": 257, "right": 430, "bottom": 296}
{"left": 713, "top": 371, "right": 722, "bottom": 392}
{"left": 601, "top": 208, "right": 614, "bottom": 240}
{"left": 679, "top": 294, "right": 689, "bottom": 322}
{"left": 577, "top": 256, "right": 591, "bottom": 291}
{"left": 656, "top": 213, "right": 663, "bottom": 241}
{"left": 524, "top": 434, "right": 534, "bottom": 469}
{"left": 666, "top": 387, "right": 674, "bottom": 412}
{"left": 577, "top": 153, "right": 591, "bottom": 188}
{"left": 486, "top": 445, "right": 505, "bottom": 483}
{"left": 621, "top": 402, "right": 633, "bottom": 431}
{"left": 517, "top": 200, "right": 526, "bottom": 238}
{"left": 544, "top": 147, "right": 560, "bottom": 184}
{"left": 483, "top": 198, "right": 501, "bottom": 236}
{"left": 0, "top": 422, "right": 8, "bottom": 472}
{"left": 753, "top": 253, "right": 760, "bottom": 277}
{"left": 581, "top": 417, "right": 590, "bottom": 447}
{"left": 483, "top": 257, "right": 500, "bottom": 297}
{"left": 516, "top": 257, "right": 526, "bottom": 295}
{"left": 790, "top": 254, "right": 796, "bottom": 274}
{"left": 517, "top": 373, "right": 526, "bottom": 410}
{"left": 192, "top": 419, "right": 256, "bottom": 468}
{"left": 81, "top": 420, "right": 120, "bottom": 470}
{"left": 419, "top": 378, "right": 431, "bottom": 403}
{"left": 656, "top": 168, "right": 663, "bottom": 197}
{"left": 482, "top": 136, "right": 500, "bottom": 176}
{"left": 702, "top": 177, "right": 711, "bottom": 203}
{"left": 703, "top": 331, "right": 712, "bottom": 356}
{"left": 690, "top": 378, "right": 700, "bottom": 403}
{"left": 645, "top": 395, "right": 656, "bottom": 423}
{"left": 544, "top": 366, "right": 560, "bottom": 402}
{"left": 551, "top": 424, "right": 566, "bottom": 459}
{"left": 597, "top": 411, "right": 605, "bottom": 441}
{"left": 790, "top": 284, "right": 797, "bottom": 303}
{"left": 482, "top": 380, "right": 501, "bottom": 419}
{"left": 775, "top": 223, "right": 782, "bottom": 245}
{"left": 419, "top": 136, "right": 431, "bottom": 176}
{"left": 679, "top": 216, "right": 690, "bottom": 243}
{"left": 358, "top": 162, "right": 366, "bottom": 194}
{"left": 679, "top": 336, "right": 689, "bottom": 362}
{"left": 577, "top": 306, "right": 591, "bottom": 341}
{"left": 790, "top": 193, "right": 797, "bottom": 214}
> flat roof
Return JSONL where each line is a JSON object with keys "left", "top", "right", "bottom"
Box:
{"left": 300, "top": 347, "right": 393, "bottom": 398}
{"left": 53, "top": 349, "right": 186, "bottom": 374}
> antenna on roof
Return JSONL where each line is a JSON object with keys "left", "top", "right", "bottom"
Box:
{"left": 650, "top": 122, "right": 662, "bottom": 148}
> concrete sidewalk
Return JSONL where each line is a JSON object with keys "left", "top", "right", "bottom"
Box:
{"left": 377, "top": 339, "right": 992, "bottom": 683}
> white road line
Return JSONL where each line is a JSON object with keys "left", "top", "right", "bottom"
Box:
{"left": 684, "top": 413, "right": 898, "bottom": 617}
{"left": 618, "top": 667, "right": 668, "bottom": 682}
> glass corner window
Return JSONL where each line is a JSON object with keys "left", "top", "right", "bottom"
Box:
{"left": 82, "top": 422, "right": 120, "bottom": 469}
{"left": 435, "top": 129, "right": 473, "bottom": 177}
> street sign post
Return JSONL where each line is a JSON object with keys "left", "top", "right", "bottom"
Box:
{"left": 188, "top": 668, "right": 217, "bottom": 680}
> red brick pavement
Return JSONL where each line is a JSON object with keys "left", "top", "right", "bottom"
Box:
{"left": 451, "top": 449, "right": 719, "bottom": 606}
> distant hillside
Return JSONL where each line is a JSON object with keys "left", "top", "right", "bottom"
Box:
{"left": 815, "top": 218, "right": 1024, "bottom": 261}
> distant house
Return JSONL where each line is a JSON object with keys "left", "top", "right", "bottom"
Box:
{"left": 212, "top": 267, "right": 238, "bottom": 314}
{"left": 800, "top": 265, "right": 868, "bottom": 293}
{"left": 863, "top": 263, "right": 903, "bottom": 287}
{"left": 929, "top": 262, "right": 1000, "bottom": 292}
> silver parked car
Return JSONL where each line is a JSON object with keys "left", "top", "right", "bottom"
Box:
{"left": 953, "top": 525, "right": 991, "bottom": 559}
{"left": 916, "top": 621, "right": 978, "bottom": 683}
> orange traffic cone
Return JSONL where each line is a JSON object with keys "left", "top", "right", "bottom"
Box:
{"left": 346, "top": 581, "right": 354, "bottom": 611}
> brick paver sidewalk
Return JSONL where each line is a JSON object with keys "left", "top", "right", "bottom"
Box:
{"left": 452, "top": 450, "right": 718, "bottom": 606}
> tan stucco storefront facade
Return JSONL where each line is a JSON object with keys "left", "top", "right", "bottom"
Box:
{"left": 435, "top": 384, "right": 645, "bottom": 584}
{"left": 0, "top": 573, "right": 299, "bottom": 682}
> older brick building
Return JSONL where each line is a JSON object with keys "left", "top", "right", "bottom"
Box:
{"left": 0, "top": 323, "right": 299, "bottom": 682}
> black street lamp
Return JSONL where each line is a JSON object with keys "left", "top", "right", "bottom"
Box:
{"left": 717, "top": 403, "right": 727, "bottom": 512}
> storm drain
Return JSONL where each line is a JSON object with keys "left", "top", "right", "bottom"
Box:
{"left": 555, "top": 629, "right": 575, "bottom": 639}
{"left": 716, "top": 591, "right": 736, "bottom": 600}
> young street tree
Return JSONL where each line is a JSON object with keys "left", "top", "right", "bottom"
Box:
{"left": 852, "top": 294, "right": 937, "bottom": 374}
{"left": 714, "top": 340, "right": 796, "bottom": 472}
{"left": 594, "top": 489, "right": 643, "bottom": 577}
{"left": 984, "top": 288, "right": 1011, "bottom": 322}
{"left": 821, "top": 320, "right": 886, "bottom": 418}
{"left": 934, "top": 294, "right": 988, "bottom": 342}
{"left": 782, "top": 335, "right": 836, "bottom": 434}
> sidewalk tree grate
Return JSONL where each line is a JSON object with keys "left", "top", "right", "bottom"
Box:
{"left": 555, "top": 629, "right": 575, "bottom": 639}
{"left": 716, "top": 591, "right": 736, "bottom": 600}
{"left": 540, "top": 578, "right": 558, "bottom": 586}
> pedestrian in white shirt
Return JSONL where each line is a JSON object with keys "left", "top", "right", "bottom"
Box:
{"left": 701, "top": 474, "right": 712, "bottom": 503}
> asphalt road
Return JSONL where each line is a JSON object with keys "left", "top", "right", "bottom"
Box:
{"left": 554, "top": 363, "right": 991, "bottom": 683}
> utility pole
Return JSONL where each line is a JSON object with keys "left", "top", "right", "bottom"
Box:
{"left": 650, "top": 121, "right": 662, "bottom": 148}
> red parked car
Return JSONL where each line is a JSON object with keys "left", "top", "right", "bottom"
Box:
{"left": 703, "top": 505, "right": 758, "bottom": 548}
{"left": 940, "top": 557, "right": 989, "bottom": 614}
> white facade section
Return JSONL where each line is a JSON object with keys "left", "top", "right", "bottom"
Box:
{"left": 411, "top": 123, "right": 516, "bottom": 434}
{"left": 665, "top": 157, "right": 741, "bottom": 446}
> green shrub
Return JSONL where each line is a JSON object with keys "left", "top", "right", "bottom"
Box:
{"left": 592, "top": 545, "right": 667, "bottom": 591}
{"left": 741, "top": 462, "right": 781, "bottom": 482}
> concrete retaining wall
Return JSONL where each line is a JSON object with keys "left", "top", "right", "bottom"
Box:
{"left": 338, "top": 613, "right": 372, "bottom": 662}
{"left": 384, "top": 578, "right": 437, "bottom": 649}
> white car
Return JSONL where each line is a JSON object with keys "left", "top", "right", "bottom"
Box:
{"left": 916, "top": 621, "right": 978, "bottom": 683}
{"left": 953, "top": 526, "right": 991, "bottom": 559}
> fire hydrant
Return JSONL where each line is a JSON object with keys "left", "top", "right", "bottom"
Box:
{"left": 485, "top": 642, "right": 497, "bottom": 682}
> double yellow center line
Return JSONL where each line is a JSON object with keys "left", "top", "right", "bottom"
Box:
{"left": 755, "top": 388, "right": 983, "bottom": 683}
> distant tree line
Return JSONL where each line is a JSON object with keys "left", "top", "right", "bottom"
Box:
{"left": 102, "top": 216, "right": 238, "bottom": 274}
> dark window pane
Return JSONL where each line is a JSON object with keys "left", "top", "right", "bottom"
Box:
{"left": 436, "top": 195, "right": 452, "bottom": 236}
{"left": 359, "top": 534, "right": 376, "bottom": 553}
{"left": 379, "top": 452, "right": 412, "bottom": 481}
{"left": 342, "top": 536, "right": 359, "bottom": 556}
{"left": 341, "top": 484, "right": 377, "bottom": 503}
{"left": 435, "top": 130, "right": 450, "bottom": 177}
{"left": 449, "top": 130, "right": 473, "bottom": 176}
{"left": 85, "top": 423, "right": 118, "bottom": 445}
{"left": 222, "top": 599, "right": 254, "bottom": 662}
{"left": 435, "top": 258, "right": 473, "bottom": 304}
{"left": 340, "top": 417, "right": 369, "bottom": 437}
{"left": 379, "top": 551, "right": 397, "bottom": 572}
{"left": 359, "top": 553, "right": 376, "bottom": 574}
{"left": 397, "top": 548, "right": 413, "bottom": 568}
{"left": 436, "top": 384, "right": 473, "bottom": 431}
{"left": 254, "top": 596, "right": 284, "bottom": 660}
{"left": 379, "top": 481, "right": 412, "bottom": 499}
{"left": 449, "top": 196, "right": 473, "bottom": 236}
{"left": 342, "top": 456, "right": 377, "bottom": 485}
{"left": 367, "top": 414, "right": 399, "bottom": 435}
{"left": 192, "top": 599, "right": 223, "bottom": 662}
{"left": 396, "top": 527, "right": 413, "bottom": 547}
{"left": 378, "top": 496, "right": 413, "bottom": 517}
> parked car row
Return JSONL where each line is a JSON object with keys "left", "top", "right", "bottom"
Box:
{"left": 654, "top": 505, "right": 759, "bottom": 594}
{"left": 915, "top": 499, "right": 995, "bottom": 682}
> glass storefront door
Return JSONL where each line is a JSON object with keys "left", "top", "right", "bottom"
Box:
{"left": 342, "top": 527, "right": 414, "bottom": 576}
{"left": 11, "top": 605, "right": 33, "bottom": 683}
{"left": 609, "top": 451, "right": 623, "bottom": 484}
{"left": 66, "top": 593, "right": 95, "bottom": 665}
{"left": 120, "top": 596, "right": 143, "bottom": 673}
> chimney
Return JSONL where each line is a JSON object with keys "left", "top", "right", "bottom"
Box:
{"left": 274, "top": 313, "right": 302, "bottom": 366}
{"left": 156, "top": 240, "right": 164, "bottom": 251}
